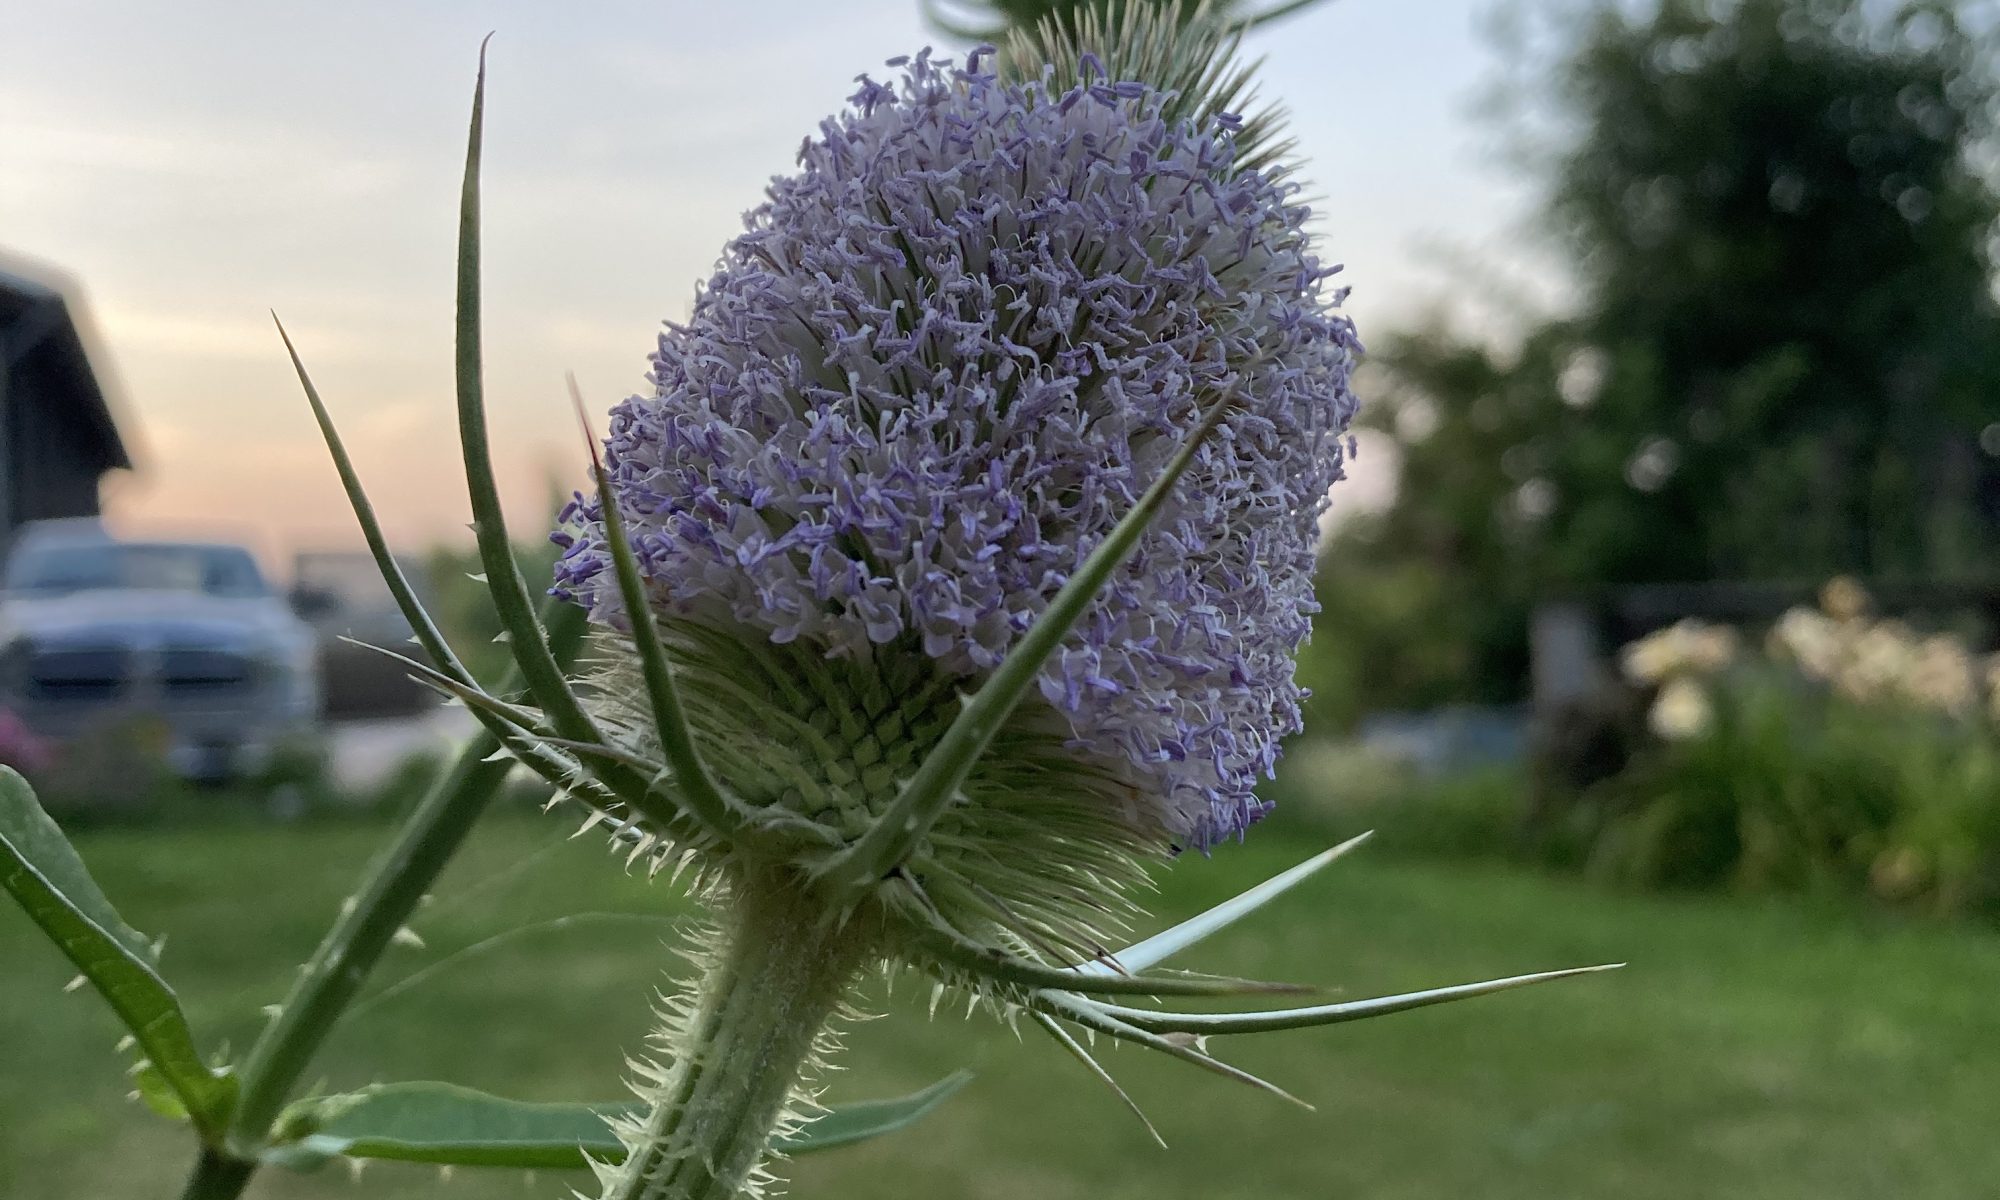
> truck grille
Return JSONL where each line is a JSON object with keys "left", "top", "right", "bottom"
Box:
{"left": 26, "top": 648, "right": 129, "bottom": 703}
{"left": 20, "top": 647, "right": 256, "bottom": 702}
{"left": 161, "top": 649, "right": 254, "bottom": 697}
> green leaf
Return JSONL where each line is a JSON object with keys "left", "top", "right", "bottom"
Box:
{"left": 273, "top": 1083, "right": 627, "bottom": 1170}
{"left": 270, "top": 1073, "right": 971, "bottom": 1171}
{"left": 0, "top": 768, "right": 236, "bottom": 1139}
{"left": 777, "top": 1070, "right": 973, "bottom": 1153}
{"left": 134, "top": 1060, "right": 193, "bottom": 1122}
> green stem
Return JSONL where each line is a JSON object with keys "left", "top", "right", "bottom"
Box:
{"left": 606, "top": 872, "right": 869, "bottom": 1200}
{"left": 226, "top": 731, "right": 514, "bottom": 1143}
{"left": 178, "top": 1148, "right": 253, "bottom": 1200}
{"left": 181, "top": 603, "right": 588, "bottom": 1200}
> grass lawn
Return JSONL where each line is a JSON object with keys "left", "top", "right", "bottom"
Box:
{"left": 3, "top": 801, "right": 1996, "bottom": 1199}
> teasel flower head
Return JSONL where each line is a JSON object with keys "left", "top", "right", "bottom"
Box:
{"left": 281, "top": 9, "right": 1615, "bottom": 1199}
{"left": 554, "top": 30, "right": 1357, "bottom": 865}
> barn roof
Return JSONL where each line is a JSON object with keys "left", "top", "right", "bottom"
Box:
{"left": 0, "top": 266, "right": 132, "bottom": 472}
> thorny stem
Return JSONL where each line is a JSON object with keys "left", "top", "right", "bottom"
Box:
{"left": 605, "top": 871, "right": 870, "bottom": 1200}
{"left": 178, "top": 603, "right": 588, "bottom": 1199}
{"left": 226, "top": 734, "right": 511, "bottom": 1141}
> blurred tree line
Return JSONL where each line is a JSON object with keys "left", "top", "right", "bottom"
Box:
{"left": 1307, "top": 0, "right": 2000, "bottom": 726}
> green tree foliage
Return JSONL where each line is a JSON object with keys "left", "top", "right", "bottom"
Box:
{"left": 1316, "top": 0, "right": 2000, "bottom": 717}
{"left": 1553, "top": 0, "right": 2000, "bottom": 577}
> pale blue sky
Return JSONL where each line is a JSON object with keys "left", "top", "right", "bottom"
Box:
{"left": 0, "top": 0, "right": 1556, "bottom": 563}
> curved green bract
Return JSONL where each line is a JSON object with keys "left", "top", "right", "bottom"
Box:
{"left": 816, "top": 387, "right": 1244, "bottom": 902}
{"left": 267, "top": 1072, "right": 973, "bottom": 1171}
{"left": 908, "top": 900, "right": 1305, "bottom": 998}
{"left": 581, "top": 419, "right": 752, "bottom": 850}
{"left": 1081, "top": 963, "right": 1626, "bottom": 1035}
{"left": 1086, "top": 832, "right": 1372, "bottom": 976}
{"left": 0, "top": 768, "right": 236, "bottom": 1141}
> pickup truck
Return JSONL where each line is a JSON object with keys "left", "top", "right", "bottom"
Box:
{"left": 0, "top": 521, "right": 320, "bottom": 783}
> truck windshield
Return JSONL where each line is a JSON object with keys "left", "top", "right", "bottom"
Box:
{"left": 4, "top": 544, "right": 269, "bottom": 599}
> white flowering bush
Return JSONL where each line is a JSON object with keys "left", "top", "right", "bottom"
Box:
{"left": 1588, "top": 580, "right": 2000, "bottom": 912}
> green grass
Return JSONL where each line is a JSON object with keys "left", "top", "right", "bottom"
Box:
{"left": 4, "top": 803, "right": 1997, "bottom": 1199}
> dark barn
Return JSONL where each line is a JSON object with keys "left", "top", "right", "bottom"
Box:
{"left": 0, "top": 268, "right": 130, "bottom": 548}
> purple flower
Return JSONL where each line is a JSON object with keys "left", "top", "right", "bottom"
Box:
{"left": 556, "top": 47, "right": 1360, "bottom": 848}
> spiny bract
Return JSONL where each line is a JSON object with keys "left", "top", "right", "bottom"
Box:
{"left": 554, "top": 45, "right": 1360, "bottom": 852}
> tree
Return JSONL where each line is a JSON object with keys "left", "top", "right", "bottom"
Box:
{"left": 1551, "top": 0, "right": 2000, "bottom": 578}
{"left": 1316, "top": 0, "right": 2000, "bottom": 715}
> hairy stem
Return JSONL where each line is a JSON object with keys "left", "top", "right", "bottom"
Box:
{"left": 605, "top": 872, "right": 869, "bottom": 1200}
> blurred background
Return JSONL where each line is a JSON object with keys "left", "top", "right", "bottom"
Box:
{"left": 3, "top": 0, "right": 1998, "bottom": 1196}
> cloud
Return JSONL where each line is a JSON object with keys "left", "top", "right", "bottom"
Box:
{"left": 18, "top": 0, "right": 1543, "bottom": 563}
{"left": 93, "top": 306, "right": 357, "bottom": 364}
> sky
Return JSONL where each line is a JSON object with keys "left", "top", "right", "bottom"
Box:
{"left": 1, "top": 0, "right": 1557, "bottom": 575}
